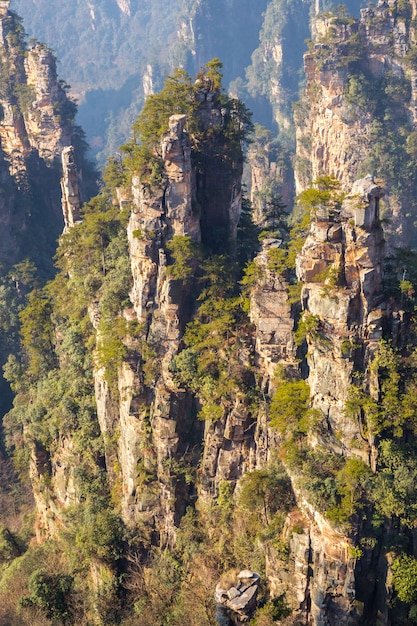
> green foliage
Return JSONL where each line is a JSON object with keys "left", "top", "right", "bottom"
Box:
{"left": 267, "top": 246, "right": 289, "bottom": 275}
{"left": 327, "top": 458, "right": 372, "bottom": 523}
{"left": 121, "top": 143, "right": 165, "bottom": 187}
{"left": 294, "top": 312, "right": 322, "bottom": 346}
{"left": 20, "top": 569, "right": 73, "bottom": 622}
{"left": 257, "top": 177, "right": 337, "bottom": 285}
{"left": 103, "top": 155, "right": 127, "bottom": 189}
{"left": 54, "top": 195, "right": 131, "bottom": 325}
{"left": 13, "top": 82, "right": 35, "bottom": 113}
{"left": 285, "top": 446, "right": 372, "bottom": 525}
{"left": 0, "top": 527, "right": 22, "bottom": 563}
{"left": 297, "top": 175, "right": 344, "bottom": 214}
{"left": 74, "top": 505, "right": 124, "bottom": 563}
{"left": 132, "top": 67, "right": 195, "bottom": 150}
{"left": 204, "top": 57, "right": 223, "bottom": 91}
{"left": 251, "top": 595, "right": 292, "bottom": 624}
{"left": 95, "top": 317, "right": 129, "bottom": 386}
{"left": 270, "top": 371, "right": 311, "bottom": 437}
{"left": 240, "top": 259, "right": 263, "bottom": 288}
{"left": 312, "top": 12, "right": 362, "bottom": 70}
{"left": 217, "top": 481, "right": 234, "bottom": 517}
{"left": 166, "top": 235, "right": 200, "bottom": 282}
{"left": 340, "top": 337, "right": 361, "bottom": 357}
{"left": 343, "top": 65, "right": 417, "bottom": 223}
{"left": 372, "top": 440, "right": 417, "bottom": 526}
{"left": 19, "top": 289, "right": 56, "bottom": 376}
{"left": 392, "top": 555, "right": 417, "bottom": 604}
{"left": 371, "top": 341, "right": 417, "bottom": 438}
{"left": 170, "top": 255, "right": 254, "bottom": 420}
{"left": 238, "top": 463, "right": 294, "bottom": 526}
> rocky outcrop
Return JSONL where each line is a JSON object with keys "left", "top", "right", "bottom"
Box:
{"left": 0, "top": 1, "right": 10, "bottom": 17}
{"left": 92, "top": 107, "right": 244, "bottom": 539}
{"left": 61, "top": 146, "right": 81, "bottom": 229}
{"left": 297, "top": 3, "right": 405, "bottom": 189}
{"left": 13, "top": 4, "right": 415, "bottom": 620}
{"left": 103, "top": 114, "right": 200, "bottom": 538}
{"left": 241, "top": 176, "right": 388, "bottom": 624}
{"left": 215, "top": 570, "right": 260, "bottom": 625}
{"left": 250, "top": 239, "right": 296, "bottom": 384}
{"left": 0, "top": 6, "right": 83, "bottom": 268}
{"left": 24, "top": 44, "right": 72, "bottom": 162}
{"left": 268, "top": 505, "right": 358, "bottom": 625}
{"left": 248, "top": 135, "right": 293, "bottom": 224}
{"left": 128, "top": 114, "right": 199, "bottom": 322}
{"left": 297, "top": 176, "right": 385, "bottom": 461}
{"left": 295, "top": 0, "right": 417, "bottom": 244}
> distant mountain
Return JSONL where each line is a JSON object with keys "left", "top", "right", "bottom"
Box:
{"left": 11, "top": 0, "right": 362, "bottom": 165}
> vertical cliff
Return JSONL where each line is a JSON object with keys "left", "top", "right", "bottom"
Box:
{"left": 0, "top": 1, "right": 92, "bottom": 271}
{"left": 295, "top": 0, "right": 417, "bottom": 243}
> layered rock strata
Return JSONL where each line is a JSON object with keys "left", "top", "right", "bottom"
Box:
{"left": 246, "top": 176, "right": 389, "bottom": 624}
{"left": 295, "top": 0, "right": 417, "bottom": 245}
{"left": 296, "top": 176, "right": 385, "bottom": 462}
{"left": 0, "top": 5, "right": 81, "bottom": 267}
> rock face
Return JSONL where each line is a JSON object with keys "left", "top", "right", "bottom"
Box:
{"left": 114, "top": 113, "right": 201, "bottom": 537}
{"left": 61, "top": 146, "right": 81, "bottom": 229}
{"left": 0, "top": 8, "right": 84, "bottom": 269}
{"left": 16, "top": 4, "right": 416, "bottom": 624}
{"left": 215, "top": 570, "right": 260, "bottom": 625}
{"left": 24, "top": 44, "right": 73, "bottom": 161}
{"left": 295, "top": 0, "right": 417, "bottom": 244}
{"left": 247, "top": 134, "right": 293, "bottom": 225}
{"left": 92, "top": 103, "right": 244, "bottom": 539}
{"left": 296, "top": 176, "right": 385, "bottom": 461}
{"left": 250, "top": 239, "right": 297, "bottom": 385}
{"left": 241, "top": 176, "right": 388, "bottom": 625}
{"left": 0, "top": 0, "right": 9, "bottom": 17}
{"left": 266, "top": 505, "right": 358, "bottom": 625}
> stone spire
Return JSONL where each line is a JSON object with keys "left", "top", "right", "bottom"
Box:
{"left": 61, "top": 146, "right": 82, "bottom": 230}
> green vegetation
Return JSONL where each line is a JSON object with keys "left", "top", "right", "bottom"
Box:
{"left": 166, "top": 235, "right": 201, "bottom": 283}
{"left": 392, "top": 555, "right": 417, "bottom": 604}
{"left": 5, "top": 6, "right": 417, "bottom": 616}
{"left": 312, "top": 13, "right": 362, "bottom": 70}
{"left": 119, "top": 59, "right": 252, "bottom": 202}
{"left": 0, "top": 55, "right": 265, "bottom": 625}
{"left": 170, "top": 254, "right": 255, "bottom": 421}
{"left": 20, "top": 570, "right": 73, "bottom": 622}
{"left": 270, "top": 367, "right": 311, "bottom": 437}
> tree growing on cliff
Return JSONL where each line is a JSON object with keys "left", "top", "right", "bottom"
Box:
{"left": 120, "top": 59, "right": 252, "bottom": 188}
